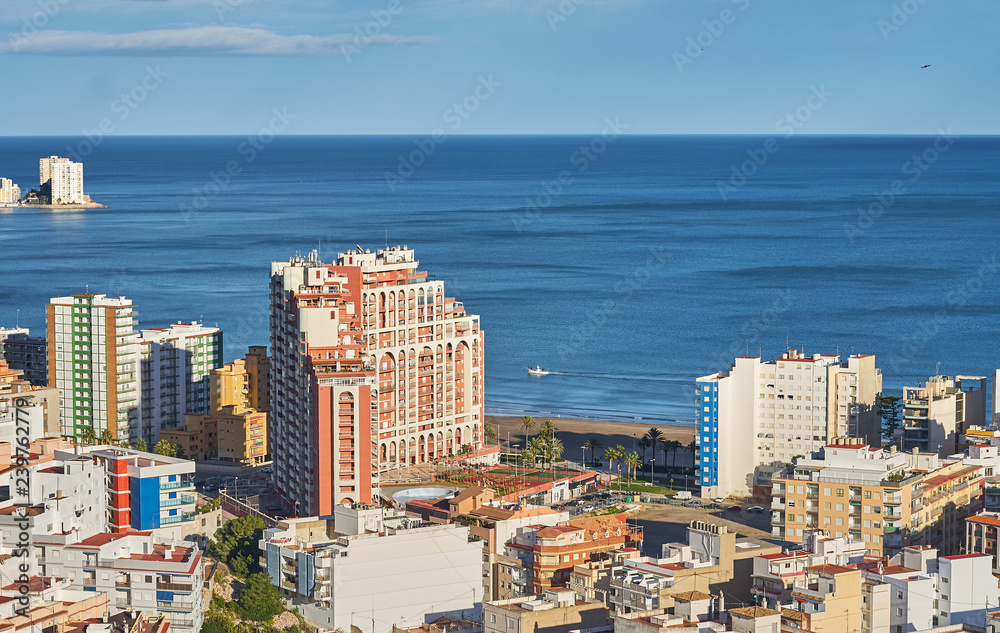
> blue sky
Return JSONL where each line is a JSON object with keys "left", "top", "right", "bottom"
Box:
{"left": 1, "top": 0, "right": 997, "bottom": 135}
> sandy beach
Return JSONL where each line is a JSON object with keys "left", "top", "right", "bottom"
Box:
{"left": 486, "top": 414, "right": 696, "bottom": 468}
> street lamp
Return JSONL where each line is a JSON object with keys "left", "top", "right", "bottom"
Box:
{"left": 649, "top": 459, "right": 655, "bottom": 484}
{"left": 581, "top": 445, "right": 587, "bottom": 470}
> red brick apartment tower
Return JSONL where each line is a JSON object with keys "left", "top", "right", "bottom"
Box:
{"left": 269, "top": 247, "right": 484, "bottom": 516}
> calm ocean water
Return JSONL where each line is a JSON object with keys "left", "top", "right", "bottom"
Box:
{"left": 1, "top": 135, "right": 998, "bottom": 424}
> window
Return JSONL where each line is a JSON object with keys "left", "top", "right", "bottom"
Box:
{"left": 836, "top": 489, "right": 844, "bottom": 497}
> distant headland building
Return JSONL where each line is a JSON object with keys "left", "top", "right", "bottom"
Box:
{"left": 0, "top": 177, "right": 20, "bottom": 205}
{"left": 40, "top": 155, "right": 85, "bottom": 204}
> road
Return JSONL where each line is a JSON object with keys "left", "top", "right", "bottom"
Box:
{"left": 635, "top": 503, "right": 773, "bottom": 556}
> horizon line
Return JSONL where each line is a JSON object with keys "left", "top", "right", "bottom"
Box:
{"left": 2, "top": 132, "right": 997, "bottom": 138}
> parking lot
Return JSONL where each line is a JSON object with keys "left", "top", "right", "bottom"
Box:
{"left": 636, "top": 500, "right": 773, "bottom": 555}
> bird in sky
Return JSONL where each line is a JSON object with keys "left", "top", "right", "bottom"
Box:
{"left": 920, "top": 64, "right": 931, "bottom": 68}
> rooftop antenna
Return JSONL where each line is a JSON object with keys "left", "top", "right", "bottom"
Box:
{"left": 936, "top": 362, "right": 941, "bottom": 376}
{"left": 385, "top": 228, "right": 388, "bottom": 249}
{"left": 318, "top": 240, "right": 321, "bottom": 262}
{"left": 15, "top": 308, "right": 19, "bottom": 328}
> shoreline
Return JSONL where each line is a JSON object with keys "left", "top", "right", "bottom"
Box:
{"left": 17, "top": 202, "right": 107, "bottom": 210}
{"left": 486, "top": 414, "right": 697, "bottom": 468}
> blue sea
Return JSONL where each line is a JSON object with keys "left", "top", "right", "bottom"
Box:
{"left": 1, "top": 135, "right": 998, "bottom": 425}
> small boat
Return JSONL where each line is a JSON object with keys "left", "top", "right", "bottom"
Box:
{"left": 527, "top": 365, "right": 550, "bottom": 376}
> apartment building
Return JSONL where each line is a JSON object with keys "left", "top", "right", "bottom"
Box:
{"left": 750, "top": 530, "right": 869, "bottom": 609}
{"left": 569, "top": 548, "right": 640, "bottom": 605}
{"left": 698, "top": 350, "right": 882, "bottom": 498}
{"left": 0, "top": 360, "right": 60, "bottom": 436}
{"left": 259, "top": 504, "right": 482, "bottom": 633}
{"left": 608, "top": 522, "right": 779, "bottom": 614}
{"left": 138, "top": 322, "right": 222, "bottom": 443}
{"left": 159, "top": 347, "right": 269, "bottom": 464}
{"left": 51, "top": 160, "right": 85, "bottom": 204}
{"left": 785, "top": 564, "right": 863, "bottom": 633}
{"left": 861, "top": 545, "right": 1000, "bottom": 632}
{"left": 771, "top": 438, "right": 983, "bottom": 557}
{"left": 0, "top": 177, "right": 20, "bottom": 204}
{"left": 484, "top": 590, "right": 608, "bottom": 633}
{"left": 47, "top": 294, "right": 141, "bottom": 442}
{"left": 40, "top": 155, "right": 70, "bottom": 187}
{"left": 213, "top": 345, "right": 270, "bottom": 412}
{"left": 902, "top": 375, "right": 987, "bottom": 456}
{"left": 0, "top": 578, "right": 117, "bottom": 633}
{"left": 964, "top": 512, "right": 1000, "bottom": 573}
{"left": 38, "top": 531, "right": 205, "bottom": 633}
{"left": 54, "top": 446, "right": 197, "bottom": 535}
{"left": 0, "top": 328, "right": 48, "bottom": 385}
{"left": 269, "top": 247, "right": 484, "bottom": 514}
{"left": 505, "top": 514, "right": 643, "bottom": 595}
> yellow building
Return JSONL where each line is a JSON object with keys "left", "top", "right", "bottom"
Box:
{"left": 161, "top": 347, "right": 270, "bottom": 465}
{"left": 787, "top": 564, "right": 862, "bottom": 633}
{"left": 772, "top": 438, "right": 982, "bottom": 557}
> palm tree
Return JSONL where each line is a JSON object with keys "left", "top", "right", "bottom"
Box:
{"left": 646, "top": 428, "right": 664, "bottom": 464}
{"left": 625, "top": 451, "right": 641, "bottom": 482}
{"left": 657, "top": 438, "right": 672, "bottom": 469}
{"left": 687, "top": 439, "right": 699, "bottom": 469}
{"left": 80, "top": 427, "right": 97, "bottom": 446}
{"left": 132, "top": 438, "right": 148, "bottom": 452}
{"left": 546, "top": 438, "right": 564, "bottom": 471}
{"left": 518, "top": 415, "right": 535, "bottom": 445}
{"left": 527, "top": 437, "right": 544, "bottom": 467}
{"left": 483, "top": 421, "right": 498, "bottom": 444}
{"left": 585, "top": 437, "right": 601, "bottom": 467}
{"left": 665, "top": 440, "right": 683, "bottom": 470}
{"left": 538, "top": 420, "right": 556, "bottom": 442}
{"left": 604, "top": 444, "right": 626, "bottom": 489}
{"left": 603, "top": 446, "right": 619, "bottom": 477}
{"left": 637, "top": 436, "right": 651, "bottom": 466}
{"left": 99, "top": 429, "right": 114, "bottom": 445}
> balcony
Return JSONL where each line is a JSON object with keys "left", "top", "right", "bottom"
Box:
{"left": 161, "top": 496, "right": 196, "bottom": 507}
{"left": 161, "top": 512, "right": 195, "bottom": 525}
{"left": 160, "top": 479, "right": 195, "bottom": 491}
{"left": 771, "top": 498, "right": 785, "bottom": 510}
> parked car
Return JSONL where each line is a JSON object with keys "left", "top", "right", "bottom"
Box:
{"left": 726, "top": 505, "right": 742, "bottom": 512}
{"left": 261, "top": 466, "right": 273, "bottom": 474}
{"left": 748, "top": 505, "right": 765, "bottom": 514}
{"left": 672, "top": 491, "right": 693, "bottom": 501}
{"left": 583, "top": 504, "right": 596, "bottom": 512}
{"left": 683, "top": 500, "right": 702, "bottom": 507}
{"left": 714, "top": 497, "right": 725, "bottom": 504}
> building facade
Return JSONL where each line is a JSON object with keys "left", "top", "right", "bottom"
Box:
{"left": 269, "top": 247, "right": 484, "bottom": 514}
{"left": 47, "top": 294, "right": 141, "bottom": 442}
{"left": 138, "top": 322, "right": 222, "bottom": 444}
{"left": 771, "top": 439, "right": 983, "bottom": 557}
{"left": 260, "top": 505, "right": 483, "bottom": 633}
{"left": 0, "top": 328, "right": 48, "bottom": 385}
{"left": 698, "top": 350, "right": 882, "bottom": 498}
{"left": 484, "top": 591, "right": 608, "bottom": 633}
{"left": 0, "top": 177, "right": 20, "bottom": 204}
{"left": 55, "top": 446, "right": 197, "bottom": 535}
{"left": 38, "top": 531, "right": 205, "bottom": 633}
{"left": 902, "top": 375, "right": 987, "bottom": 457}
{"left": 43, "top": 157, "right": 85, "bottom": 204}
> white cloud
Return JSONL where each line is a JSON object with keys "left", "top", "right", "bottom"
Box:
{"left": 0, "top": 24, "right": 440, "bottom": 55}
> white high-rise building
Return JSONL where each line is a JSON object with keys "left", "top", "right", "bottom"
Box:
{"left": 51, "top": 159, "right": 85, "bottom": 203}
{"left": 697, "top": 350, "right": 882, "bottom": 498}
{"left": 0, "top": 177, "right": 20, "bottom": 204}
{"left": 139, "top": 322, "right": 223, "bottom": 444}
{"left": 47, "top": 293, "right": 141, "bottom": 442}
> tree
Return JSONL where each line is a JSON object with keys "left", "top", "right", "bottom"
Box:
{"left": 132, "top": 438, "right": 148, "bottom": 452}
{"left": 154, "top": 439, "right": 178, "bottom": 457}
{"left": 483, "top": 421, "right": 498, "bottom": 443}
{"left": 99, "top": 429, "right": 114, "bottom": 445}
{"left": 527, "top": 437, "right": 544, "bottom": 466}
{"left": 584, "top": 437, "right": 601, "bottom": 466}
{"left": 604, "top": 444, "right": 626, "bottom": 488}
{"left": 876, "top": 394, "right": 902, "bottom": 443}
{"left": 646, "top": 428, "right": 664, "bottom": 464}
{"left": 625, "top": 451, "right": 641, "bottom": 482}
{"left": 238, "top": 572, "right": 286, "bottom": 622}
{"left": 637, "top": 436, "right": 651, "bottom": 466}
{"left": 545, "top": 438, "right": 564, "bottom": 471}
{"left": 518, "top": 415, "right": 535, "bottom": 445}
{"left": 687, "top": 440, "right": 699, "bottom": 469}
{"left": 538, "top": 420, "right": 556, "bottom": 442}
{"left": 201, "top": 613, "right": 237, "bottom": 633}
{"left": 80, "top": 427, "right": 97, "bottom": 446}
{"left": 209, "top": 515, "right": 265, "bottom": 578}
{"left": 663, "top": 440, "right": 682, "bottom": 469}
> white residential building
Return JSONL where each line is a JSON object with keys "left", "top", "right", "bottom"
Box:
{"left": 139, "top": 322, "right": 222, "bottom": 444}
{"left": 41, "top": 157, "right": 85, "bottom": 204}
{"left": 698, "top": 350, "right": 882, "bottom": 498}
{"left": 40, "top": 155, "right": 70, "bottom": 186}
{"left": 864, "top": 546, "right": 1000, "bottom": 632}
{"left": 259, "top": 504, "right": 483, "bottom": 633}
{"left": 902, "top": 375, "right": 987, "bottom": 457}
{"left": 47, "top": 294, "right": 141, "bottom": 442}
{"left": 0, "top": 177, "right": 20, "bottom": 204}
{"left": 38, "top": 531, "right": 205, "bottom": 633}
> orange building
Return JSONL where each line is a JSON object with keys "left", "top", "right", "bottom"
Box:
{"left": 505, "top": 513, "right": 643, "bottom": 594}
{"left": 269, "top": 247, "right": 484, "bottom": 514}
